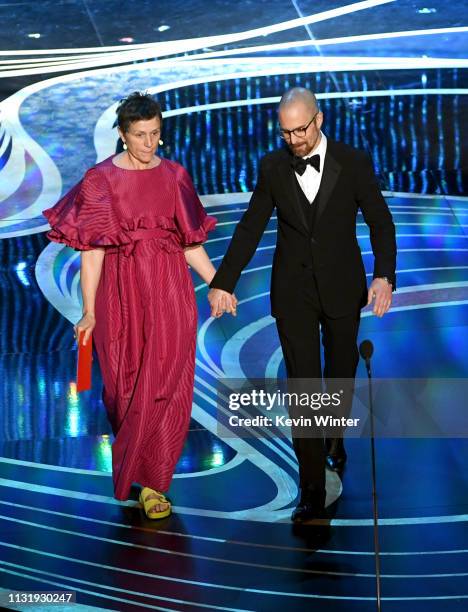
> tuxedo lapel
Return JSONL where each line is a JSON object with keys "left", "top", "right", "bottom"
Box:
{"left": 278, "top": 152, "right": 310, "bottom": 235}
{"left": 314, "top": 146, "right": 341, "bottom": 229}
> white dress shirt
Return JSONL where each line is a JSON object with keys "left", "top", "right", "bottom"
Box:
{"left": 295, "top": 132, "right": 327, "bottom": 203}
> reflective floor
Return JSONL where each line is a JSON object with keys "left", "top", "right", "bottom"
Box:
{"left": 0, "top": 1, "right": 467, "bottom": 610}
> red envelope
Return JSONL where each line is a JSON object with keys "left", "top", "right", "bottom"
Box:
{"left": 76, "top": 330, "right": 93, "bottom": 392}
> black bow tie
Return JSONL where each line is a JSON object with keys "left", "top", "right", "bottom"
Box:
{"left": 291, "top": 154, "right": 320, "bottom": 176}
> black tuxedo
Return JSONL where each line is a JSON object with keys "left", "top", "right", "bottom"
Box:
{"left": 210, "top": 140, "right": 397, "bottom": 503}
{"left": 211, "top": 140, "right": 396, "bottom": 318}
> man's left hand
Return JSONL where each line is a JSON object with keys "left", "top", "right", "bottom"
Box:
{"left": 367, "top": 278, "right": 392, "bottom": 317}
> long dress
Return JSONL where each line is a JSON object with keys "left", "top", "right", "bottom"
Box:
{"left": 43, "top": 156, "right": 217, "bottom": 500}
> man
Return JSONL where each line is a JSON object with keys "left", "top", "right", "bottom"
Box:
{"left": 209, "top": 88, "right": 396, "bottom": 522}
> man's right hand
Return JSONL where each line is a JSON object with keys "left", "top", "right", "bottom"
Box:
{"left": 208, "top": 288, "right": 237, "bottom": 318}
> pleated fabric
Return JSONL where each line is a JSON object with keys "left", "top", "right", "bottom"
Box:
{"left": 43, "top": 157, "right": 217, "bottom": 500}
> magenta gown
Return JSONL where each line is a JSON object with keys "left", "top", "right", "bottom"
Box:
{"left": 43, "top": 156, "right": 216, "bottom": 500}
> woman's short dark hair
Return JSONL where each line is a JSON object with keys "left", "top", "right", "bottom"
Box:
{"left": 116, "top": 92, "right": 162, "bottom": 133}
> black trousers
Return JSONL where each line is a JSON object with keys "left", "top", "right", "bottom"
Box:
{"left": 275, "top": 277, "right": 361, "bottom": 500}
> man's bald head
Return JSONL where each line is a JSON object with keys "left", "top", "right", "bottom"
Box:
{"left": 278, "top": 87, "right": 323, "bottom": 157}
{"left": 279, "top": 87, "right": 319, "bottom": 114}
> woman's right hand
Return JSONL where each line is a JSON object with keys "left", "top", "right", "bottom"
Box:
{"left": 74, "top": 313, "right": 96, "bottom": 346}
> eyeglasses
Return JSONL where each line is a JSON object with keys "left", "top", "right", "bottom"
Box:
{"left": 278, "top": 112, "right": 319, "bottom": 140}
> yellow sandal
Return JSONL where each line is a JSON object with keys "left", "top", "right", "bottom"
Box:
{"left": 139, "top": 487, "right": 171, "bottom": 519}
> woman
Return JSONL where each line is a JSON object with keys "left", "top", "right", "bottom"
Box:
{"left": 43, "top": 92, "right": 236, "bottom": 519}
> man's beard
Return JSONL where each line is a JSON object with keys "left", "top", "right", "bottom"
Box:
{"left": 289, "top": 133, "right": 320, "bottom": 157}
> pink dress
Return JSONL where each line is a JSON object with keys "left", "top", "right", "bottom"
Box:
{"left": 43, "top": 156, "right": 217, "bottom": 500}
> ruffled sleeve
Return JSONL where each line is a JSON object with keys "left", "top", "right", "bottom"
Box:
{"left": 174, "top": 166, "right": 217, "bottom": 247}
{"left": 42, "top": 168, "right": 127, "bottom": 251}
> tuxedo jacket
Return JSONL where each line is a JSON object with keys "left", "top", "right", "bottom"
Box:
{"left": 210, "top": 140, "right": 397, "bottom": 318}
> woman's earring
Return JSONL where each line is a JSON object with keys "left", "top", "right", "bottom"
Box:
{"left": 159, "top": 139, "right": 164, "bottom": 146}
{"left": 123, "top": 142, "right": 127, "bottom": 150}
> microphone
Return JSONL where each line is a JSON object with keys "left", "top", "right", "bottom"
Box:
{"left": 359, "top": 339, "right": 374, "bottom": 375}
{"left": 359, "top": 337, "right": 381, "bottom": 611}
{"left": 359, "top": 339, "right": 374, "bottom": 362}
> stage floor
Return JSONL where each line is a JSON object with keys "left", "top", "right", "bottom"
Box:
{"left": 0, "top": 0, "right": 467, "bottom": 610}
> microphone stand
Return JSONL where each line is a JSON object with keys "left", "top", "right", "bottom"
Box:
{"left": 363, "top": 354, "right": 382, "bottom": 612}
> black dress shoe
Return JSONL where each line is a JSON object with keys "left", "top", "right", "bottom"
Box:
{"left": 326, "top": 437, "right": 347, "bottom": 471}
{"left": 291, "top": 502, "right": 326, "bottom": 523}
{"left": 291, "top": 486, "right": 326, "bottom": 523}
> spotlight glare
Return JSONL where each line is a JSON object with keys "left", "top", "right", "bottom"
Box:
{"left": 158, "top": 25, "right": 170, "bottom": 32}
{"left": 16, "top": 261, "right": 30, "bottom": 286}
{"left": 27, "top": 33, "right": 41, "bottom": 39}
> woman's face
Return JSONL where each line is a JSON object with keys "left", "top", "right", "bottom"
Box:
{"left": 119, "top": 116, "right": 161, "bottom": 162}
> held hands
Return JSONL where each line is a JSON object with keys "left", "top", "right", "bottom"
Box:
{"left": 367, "top": 278, "right": 392, "bottom": 317}
{"left": 74, "top": 312, "right": 96, "bottom": 346}
{"left": 208, "top": 288, "right": 238, "bottom": 318}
